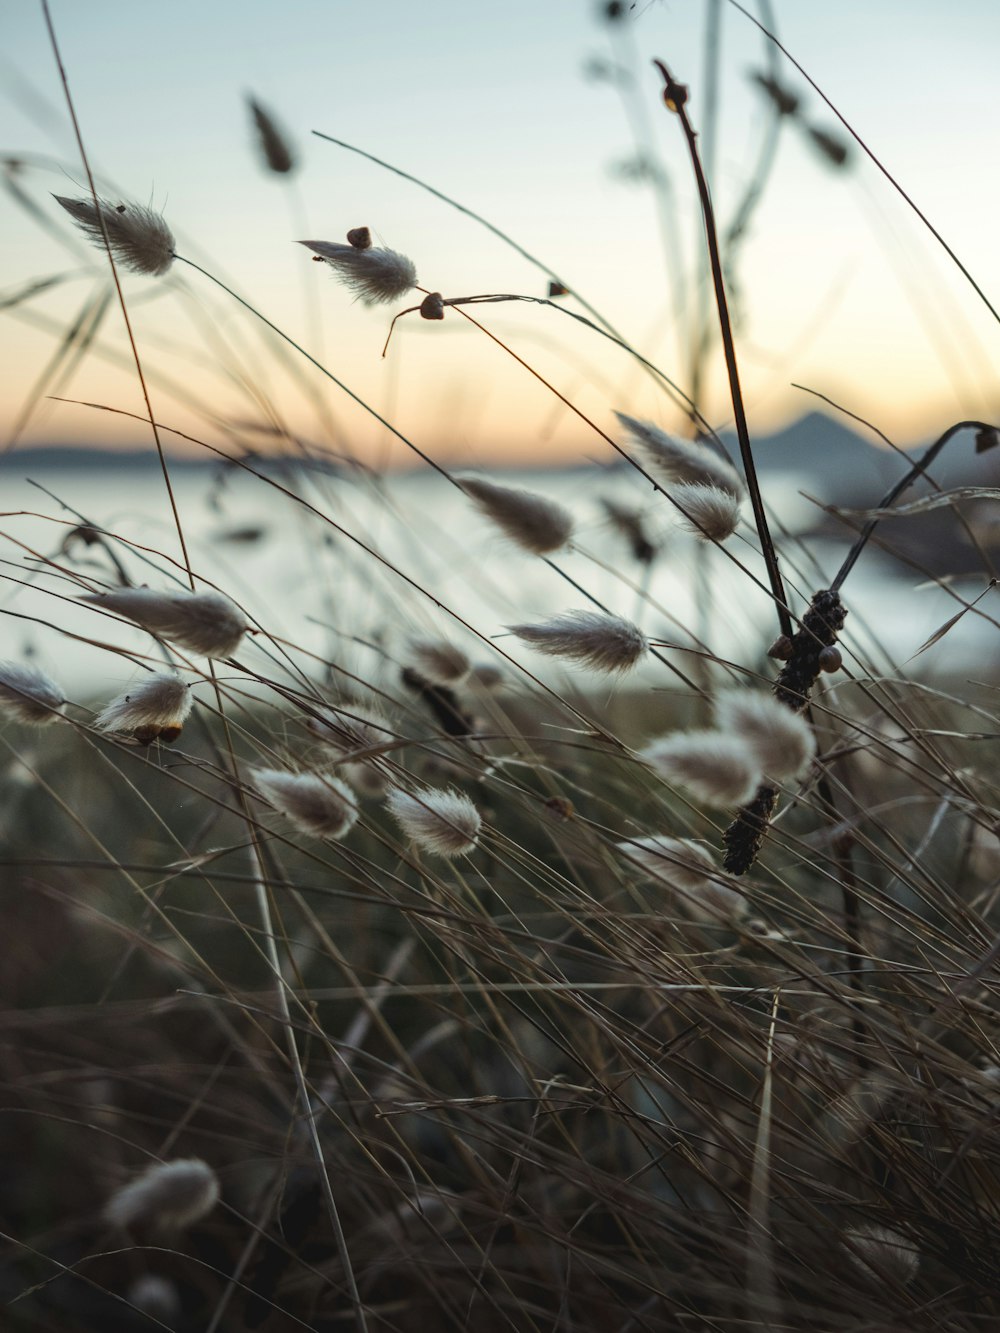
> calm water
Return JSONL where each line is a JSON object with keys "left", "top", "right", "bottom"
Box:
{"left": 0, "top": 460, "right": 992, "bottom": 701}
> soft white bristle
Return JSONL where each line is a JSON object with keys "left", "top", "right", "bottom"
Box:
{"left": 253, "top": 768, "right": 359, "bottom": 840}
{"left": 713, "top": 690, "right": 816, "bottom": 780}
{"left": 508, "top": 610, "right": 647, "bottom": 673}
{"left": 459, "top": 477, "right": 574, "bottom": 555}
{"left": 640, "top": 732, "right": 762, "bottom": 807}
{"left": 0, "top": 661, "right": 65, "bottom": 724}
{"left": 617, "top": 835, "right": 746, "bottom": 921}
{"left": 81, "top": 587, "right": 248, "bottom": 659}
{"left": 407, "top": 638, "right": 472, "bottom": 686}
{"left": 104, "top": 1158, "right": 219, "bottom": 1231}
{"left": 299, "top": 239, "right": 417, "bottom": 304}
{"left": 386, "top": 787, "right": 481, "bottom": 857}
{"left": 616, "top": 412, "right": 743, "bottom": 496}
{"left": 672, "top": 482, "right": 742, "bottom": 542}
{"left": 95, "top": 672, "right": 192, "bottom": 733}
{"left": 54, "top": 195, "right": 175, "bottom": 276}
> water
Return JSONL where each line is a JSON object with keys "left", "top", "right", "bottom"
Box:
{"left": 0, "top": 459, "right": 992, "bottom": 702}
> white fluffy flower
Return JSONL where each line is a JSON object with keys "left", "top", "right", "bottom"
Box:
{"left": 672, "top": 483, "right": 742, "bottom": 542}
{"left": 713, "top": 690, "right": 816, "bottom": 780}
{"left": 299, "top": 239, "right": 417, "bottom": 304}
{"left": 460, "top": 477, "right": 574, "bottom": 555}
{"left": 82, "top": 587, "right": 248, "bottom": 659}
{"left": 253, "top": 768, "right": 359, "bottom": 840}
{"left": 386, "top": 787, "right": 481, "bottom": 857}
{"left": 105, "top": 1159, "right": 219, "bottom": 1231}
{"left": 0, "top": 661, "right": 64, "bottom": 724}
{"left": 55, "top": 195, "right": 175, "bottom": 276}
{"left": 616, "top": 412, "right": 743, "bottom": 496}
{"left": 508, "top": 610, "right": 648, "bottom": 673}
{"left": 641, "top": 732, "right": 763, "bottom": 807}
{"left": 407, "top": 639, "right": 471, "bottom": 686}
{"left": 617, "top": 835, "right": 746, "bottom": 922}
{"left": 95, "top": 672, "right": 192, "bottom": 740}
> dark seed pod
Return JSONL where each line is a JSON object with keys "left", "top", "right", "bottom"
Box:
{"left": 818, "top": 645, "right": 842, "bottom": 673}
{"left": 975, "top": 427, "right": 1000, "bottom": 454}
{"left": 346, "top": 226, "right": 372, "bottom": 250}
{"left": 543, "top": 796, "right": 574, "bottom": 822}
{"left": 767, "top": 634, "right": 794, "bottom": 662}
{"left": 159, "top": 725, "right": 183, "bottom": 744}
{"left": 548, "top": 281, "right": 569, "bottom": 297}
{"left": 132, "top": 724, "right": 160, "bottom": 746}
{"left": 419, "top": 291, "right": 445, "bottom": 320}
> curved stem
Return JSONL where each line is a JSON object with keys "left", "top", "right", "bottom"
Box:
{"left": 654, "top": 59, "right": 792, "bottom": 639}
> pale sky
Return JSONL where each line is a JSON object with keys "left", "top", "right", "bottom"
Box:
{"left": 2, "top": 0, "right": 999, "bottom": 467}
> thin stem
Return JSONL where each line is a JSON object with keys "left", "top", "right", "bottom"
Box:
{"left": 248, "top": 847, "right": 369, "bottom": 1333}
{"left": 724, "top": 0, "right": 1000, "bottom": 327}
{"left": 172, "top": 253, "right": 458, "bottom": 488}
{"left": 40, "top": 0, "right": 194, "bottom": 587}
{"left": 654, "top": 59, "right": 792, "bottom": 640}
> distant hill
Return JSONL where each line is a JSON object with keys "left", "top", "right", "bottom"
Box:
{"left": 5, "top": 412, "right": 997, "bottom": 505}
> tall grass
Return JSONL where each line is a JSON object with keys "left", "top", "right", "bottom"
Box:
{"left": 1, "top": 5, "right": 1000, "bottom": 1331}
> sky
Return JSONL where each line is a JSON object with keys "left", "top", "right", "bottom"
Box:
{"left": 2, "top": 0, "right": 999, "bottom": 468}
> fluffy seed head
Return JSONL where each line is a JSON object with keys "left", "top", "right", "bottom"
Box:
{"left": 105, "top": 1158, "right": 219, "bottom": 1232}
{"left": 253, "top": 768, "right": 359, "bottom": 840}
{"left": 386, "top": 786, "right": 481, "bottom": 857}
{"left": 460, "top": 477, "right": 574, "bottom": 555}
{"left": 81, "top": 587, "right": 248, "bottom": 659}
{"left": 616, "top": 412, "right": 743, "bottom": 497}
{"left": 54, "top": 195, "right": 175, "bottom": 276}
{"left": 843, "top": 1224, "right": 920, "bottom": 1284}
{"left": 299, "top": 239, "right": 417, "bottom": 304}
{"left": 508, "top": 610, "right": 648, "bottom": 673}
{"left": 95, "top": 672, "right": 192, "bottom": 735}
{"left": 0, "top": 661, "right": 64, "bottom": 724}
{"left": 407, "top": 638, "right": 471, "bottom": 686}
{"left": 641, "top": 731, "right": 763, "bottom": 807}
{"left": 672, "top": 482, "right": 742, "bottom": 542}
{"left": 307, "top": 707, "right": 395, "bottom": 756}
{"left": 617, "top": 835, "right": 746, "bottom": 922}
{"left": 714, "top": 690, "right": 816, "bottom": 780}
{"left": 247, "top": 95, "right": 296, "bottom": 174}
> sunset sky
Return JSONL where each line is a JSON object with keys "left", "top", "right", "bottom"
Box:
{"left": 3, "top": 0, "right": 999, "bottom": 468}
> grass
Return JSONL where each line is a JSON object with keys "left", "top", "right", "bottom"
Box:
{"left": 1, "top": 4, "right": 1000, "bottom": 1330}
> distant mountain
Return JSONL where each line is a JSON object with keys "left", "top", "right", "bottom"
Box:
{"left": 5, "top": 413, "right": 996, "bottom": 505}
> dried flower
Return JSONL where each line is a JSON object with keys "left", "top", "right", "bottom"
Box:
{"left": 641, "top": 732, "right": 763, "bottom": 807}
{"left": 247, "top": 95, "right": 296, "bottom": 174}
{"left": 601, "top": 498, "right": 657, "bottom": 564}
{"left": 672, "top": 482, "right": 741, "bottom": 541}
{"left": 807, "top": 125, "right": 851, "bottom": 168}
{"left": 307, "top": 707, "right": 395, "bottom": 797}
{"left": 54, "top": 195, "right": 175, "bottom": 276}
{"left": 299, "top": 238, "right": 417, "bottom": 304}
{"left": 750, "top": 71, "right": 800, "bottom": 118}
{"left": 616, "top": 412, "right": 743, "bottom": 497}
{"left": 617, "top": 835, "right": 746, "bottom": 922}
{"left": 843, "top": 1224, "right": 919, "bottom": 1284}
{"left": 81, "top": 587, "right": 248, "bottom": 659}
{"left": 0, "top": 661, "right": 64, "bottom": 724}
{"left": 508, "top": 610, "right": 648, "bottom": 673}
{"left": 460, "top": 477, "right": 574, "bottom": 555}
{"left": 407, "top": 638, "right": 471, "bottom": 687}
{"left": 386, "top": 787, "right": 481, "bottom": 857}
{"left": 105, "top": 1158, "right": 219, "bottom": 1232}
{"left": 713, "top": 690, "right": 816, "bottom": 781}
{"left": 95, "top": 671, "right": 192, "bottom": 743}
{"left": 252, "top": 768, "right": 359, "bottom": 840}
